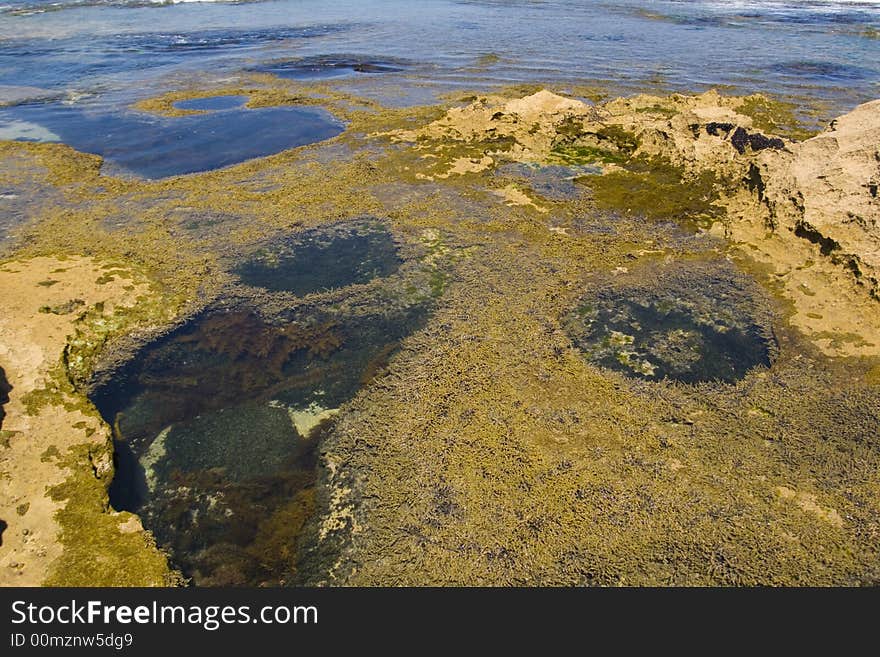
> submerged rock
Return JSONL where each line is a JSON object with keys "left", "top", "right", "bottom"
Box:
{"left": 563, "top": 260, "right": 777, "bottom": 384}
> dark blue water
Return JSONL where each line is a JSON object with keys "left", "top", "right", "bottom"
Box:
{"left": 254, "top": 55, "right": 408, "bottom": 80}
{"left": 0, "top": 100, "right": 343, "bottom": 177}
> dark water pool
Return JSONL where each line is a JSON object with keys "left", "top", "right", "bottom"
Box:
{"left": 234, "top": 221, "right": 401, "bottom": 295}
{"left": 91, "top": 303, "right": 424, "bottom": 585}
{"left": 254, "top": 55, "right": 408, "bottom": 81}
{"left": 90, "top": 221, "right": 422, "bottom": 585}
{"left": 0, "top": 101, "right": 344, "bottom": 178}
{"left": 0, "top": 365, "right": 10, "bottom": 430}
{"left": 563, "top": 261, "right": 776, "bottom": 384}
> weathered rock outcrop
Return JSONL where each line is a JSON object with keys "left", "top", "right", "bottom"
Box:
{"left": 0, "top": 258, "right": 173, "bottom": 585}
{"left": 598, "top": 93, "right": 880, "bottom": 355}
{"left": 753, "top": 99, "right": 880, "bottom": 301}
{"left": 394, "top": 89, "right": 879, "bottom": 356}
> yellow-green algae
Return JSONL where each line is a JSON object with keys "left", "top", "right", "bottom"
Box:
{"left": 44, "top": 443, "right": 180, "bottom": 586}
{"left": 581, "top": 157, "right": 724, "bottom": 227}
{"left": 2, "top": 79, "right": 878, "bottom": 586}
{"left": 736, "top": 94, "right": 822, "bottom": 141}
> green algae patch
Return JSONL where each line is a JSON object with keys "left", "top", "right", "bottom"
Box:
{"left": 549, "top": 122, "right": 641, "bottom": 167}
{"left": 20, "top": 362, "right": 84, "bottom": 417}
{"left": 0, "top": 141, "right": 103, "bottom": 186}
{"left": 582, "top": 157, "right": 723, "bottom": 227}
{"left": 550, "top": 143, "right": 626, "bottom": 166}
{"left": 64, "top": 289, "right": 182, "bottom": 389}
{"left": 44, "top": 443, "right": 176, "bottom": 587}
{"left": 737, "top": 94, "right": 820, "bottom": 141}
{"left": 306, "top": 239, "right": 880, "bottom": 586}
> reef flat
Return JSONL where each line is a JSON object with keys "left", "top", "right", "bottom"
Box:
{"left": 0, "top": 75, "right": 878, "bottom": 586}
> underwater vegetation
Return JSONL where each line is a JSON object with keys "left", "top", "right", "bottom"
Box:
{"left": 88, "top": 221, "right": 429, "bottom": 585}
{"left": 235, "top": 220, "right": 401, "bottom": 295}
{"left": 93, "top": 304, "right": 425, "bottom": 585}
{"left": 563, "top": 260, "right": 777, "bottom": 383}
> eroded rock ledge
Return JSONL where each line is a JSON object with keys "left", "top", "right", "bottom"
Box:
{"left": 0, "top": 257, "right": 175, "bottom": 585}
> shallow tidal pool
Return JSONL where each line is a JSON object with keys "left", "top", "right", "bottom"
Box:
{"left": 89, "top": 221, "right": 426, "bottom": 585}
{"left": 0, "top": 99, "right": 344, "bottom": 178}
{"left": 563, "top": 260, "right": 777, "bottom": 384}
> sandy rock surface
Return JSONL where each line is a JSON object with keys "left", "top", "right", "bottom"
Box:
{"left": 0, "top": 257, "right": 167, "bottom": 585}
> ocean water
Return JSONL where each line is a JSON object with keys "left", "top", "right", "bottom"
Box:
{"left": 0, "top": 0, "right": 877, "bottom": 114}
{"left": 0, "top": 1, "right": 877, "bottom": 178}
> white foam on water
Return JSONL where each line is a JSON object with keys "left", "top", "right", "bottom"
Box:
{"left": 0, "top": 119, "right": 60, "bottom": 142}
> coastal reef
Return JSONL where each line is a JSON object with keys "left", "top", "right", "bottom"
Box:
{"left": 0, "top": 77, "right": 878, "bottom": 586}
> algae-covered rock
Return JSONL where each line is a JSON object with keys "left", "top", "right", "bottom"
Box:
{"left": 0, "top": 257, "right": 174, "bottom": 586}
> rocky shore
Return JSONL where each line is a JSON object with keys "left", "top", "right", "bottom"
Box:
{"left": 0, "top": 82, "right": 878, "bottom": 585}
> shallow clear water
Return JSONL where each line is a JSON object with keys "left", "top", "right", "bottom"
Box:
{"left": 1, "top": 1, "right": 876, "bottom": 182}
{"left": 172, "top": 93, "right": 246, "bottom": 111}
{"left": 0, "top": 100, "right": 343, "bottom": 177}
{"left": 92, "top": 302, "right": 425, "bottom": 584}
{"left": 235, "top": 222, "right": 402, "bottom": 295}
{"left": 89, "top": 221, "right": 420, "bottom": 584}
